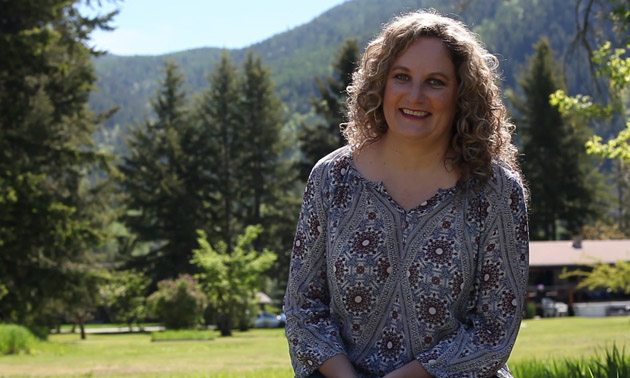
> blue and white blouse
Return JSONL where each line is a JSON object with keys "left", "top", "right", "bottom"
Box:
{"left": 285, "top": 146, "right": 529, "bottom": 378}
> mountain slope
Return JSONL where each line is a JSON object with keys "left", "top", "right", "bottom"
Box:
{"left": 90, "top": 0, "right": 586, "bottom": 146}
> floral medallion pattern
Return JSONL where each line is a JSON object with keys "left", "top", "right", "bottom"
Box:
{"left": 284, "top": 147, "right": 529, "bottom": 378}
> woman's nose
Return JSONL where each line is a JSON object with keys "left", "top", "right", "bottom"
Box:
{"left": 409, "top": 83, "right": 425, "bottom": 102}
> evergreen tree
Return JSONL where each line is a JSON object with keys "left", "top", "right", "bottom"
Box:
{"left": 0, "top": 0, "right": 116, "bottom": 327}
{"left": 239, "top": 51, "right": 286, "bottom": 227}
{"left": 297, "top": 38, "right": 359, "bottom": 181}
{"left": 238, "top": 51, "right": 300, "bottom": 282}
{"left": 195, "top": 52, "right": 243, "bottom": 252}
{"left": 510, "top": 38, "right": 598, "bottom": 240}
{"left": 119, "top": 62, "right": 203, "bottom": 285}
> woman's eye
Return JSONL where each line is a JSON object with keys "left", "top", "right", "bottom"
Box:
{"left": 394, "top": 73, "right": 410, "bottom": 81}
{"left": 428, "top": 78, "right": 445, "bottom": 86}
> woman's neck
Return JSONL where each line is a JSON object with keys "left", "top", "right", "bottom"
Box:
{"left": 372, "top": 132, "right": 453, "bottom": 175}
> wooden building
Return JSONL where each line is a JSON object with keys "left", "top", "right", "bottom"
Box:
{"left": 528, "top": 239, "right": 630, "bottom": 316}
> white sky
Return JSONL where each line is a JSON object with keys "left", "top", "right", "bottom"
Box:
{"left": 82, "top": 0, "right": 347, "bottom": 56}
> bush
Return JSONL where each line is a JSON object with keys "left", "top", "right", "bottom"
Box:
{"left": 525, "top": 301, "right": 537, "bottom": 319}
{"left": 147, "top": 274, "right": 208, "bottom": 329}
{"left": 0, "top": 324, "right": 37, "bottom": 355}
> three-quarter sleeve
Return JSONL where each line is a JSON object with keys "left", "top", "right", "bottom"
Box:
{"left": 284, "top": 163, "right": 348, "bottom": 378}
{"left": 416, "top": 168, "right": 529, "bottom": 378}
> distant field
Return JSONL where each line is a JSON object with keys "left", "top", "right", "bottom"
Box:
{"left": 56, "top": 323, "right": 161, "bottom": 330}
{"left": 0, "top": 317, "right": 628, "bottom": 377}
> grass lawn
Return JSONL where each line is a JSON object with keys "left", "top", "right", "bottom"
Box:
{"left": 509, "top": 316, "right": 630, "bottom": 363}
{"left": 56, "top": 323, "right": 161, "bottom": 330}
{"left": 0, "top": 317, "right": 628, "bottom": 377}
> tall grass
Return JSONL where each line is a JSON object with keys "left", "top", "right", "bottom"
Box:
{"left": 0, "top": 324, "right": 37, "bottom": 355}
{"left": 512, "top": 344, "right": 630, "bottom": 378}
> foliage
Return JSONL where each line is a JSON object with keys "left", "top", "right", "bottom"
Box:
{"left": 192, "top": 225, "right": 276, "bottom": 336}
{"left": 238, "top": 50, "right": 296, "bottom": 248}
{"left": 0, "top": 0, "right": 117, "bottom": 328}
{"left": 0, "top": 324, "right": 37, "bottom": 355}
{"left": 511, "top": 345, "right": 630, "bottom": 378}
{"left": 550, "top": 41, "right": 630, "bottom": 164}
{"left": 194, "top": 51, "right": 243, "bottom": 252}
{"left": 99, "top": 270, "right": 150, "bottom": 329}
{"left": 581, "top": 220, "right": 629, "bottom": 239}
{"left": 561, "top": 258, "right": 630, "bottom": 295}
{"left": 524, "top": 302, "right": 536, "bottom": 319}
{"left": 297, "top": 38, "right": 359, "bottom": 181}
{"left": 147, "top": 274, "right": 208, "bottom": 329}
{"left": 509, "top": 37, "right": 600, "bottom": 239}
{"left": 150, "top": 329, "right": 214, "bottom": 341}
{"left": 118, "top": 62, "right": 207, "bottom": 286}
{"left": 550, "top": 1, "right": 630, "bottom": 235}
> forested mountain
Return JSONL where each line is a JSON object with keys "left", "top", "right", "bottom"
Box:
{"left": 90, "top": 0, "right": 594, "bottom": 151}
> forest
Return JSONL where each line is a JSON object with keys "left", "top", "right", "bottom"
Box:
{"left": 1, "top": 0, "right": 629, "bottom": 338}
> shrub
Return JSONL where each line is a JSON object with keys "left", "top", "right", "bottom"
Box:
{"left": 147, "top": 274, "right": 208, "bottom": 329}
{"left": 0, "top": 324, "right": 37, "bottom": 355}
{"left": 525, "top": 301, "right": 537, "bottom": 319}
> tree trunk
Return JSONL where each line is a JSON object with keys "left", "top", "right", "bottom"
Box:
{"left": 76, "top": 315, "right": 86, "bottom": 340}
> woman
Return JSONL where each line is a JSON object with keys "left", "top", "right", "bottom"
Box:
{"left": 284, "top": 10, "right": 529, "bottom": 378}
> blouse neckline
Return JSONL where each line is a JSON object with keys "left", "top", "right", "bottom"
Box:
{"left": 344, "top": 146, "right": 460, "bottom": 214}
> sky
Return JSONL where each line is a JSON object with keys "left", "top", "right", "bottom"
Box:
{"left": 82, "top": 0, "right": 347, "bottom": 56}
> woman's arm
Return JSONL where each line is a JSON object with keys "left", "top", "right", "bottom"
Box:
{"left": 285, "top": 162, "right": 349, "bottom": 378}
{"left": 319, "top": 354, "right": 360, "bottom": 378}
{"left": 382, "top": 360, "right": 433, "bottom": 378}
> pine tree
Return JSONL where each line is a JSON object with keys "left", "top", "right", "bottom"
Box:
{"left": 239, "top": 51, "right": 286, "bottom": 226}
{"left": 297, "top": 38, "right": 359, "bottom": 181}
{"left": 119, "top": 62, "right": 203, "bottom": 285}
{"left": 510, "top": 38, "right": 599, "bottom": 240}
{"left": 238, "top": 51, "right": 299, "bottom": 281}
{"left": 195, "top": 52, "right": 243, "bottom": 252}
{"left": 0, "top": 0, "right": 116, "bottom": 327}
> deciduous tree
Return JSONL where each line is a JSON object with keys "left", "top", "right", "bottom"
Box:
{"left": 192, "top": 226, "right": 276, "bottom": 336}
{"left": 551, "top": 0, "right": 630, "bottom": 235}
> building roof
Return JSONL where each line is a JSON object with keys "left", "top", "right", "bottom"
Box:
{"left": 529, "top": 239, "right": 630, "bottom": 267}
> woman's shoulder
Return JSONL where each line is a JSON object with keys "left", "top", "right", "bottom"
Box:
{"left": 309, "top": 145, "right": 353, "bottom": 181}
{"left": 471, "top": 160, "right": 527, "bottom": 205}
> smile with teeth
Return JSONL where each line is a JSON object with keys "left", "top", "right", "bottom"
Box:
{"left": 401, "top": 108, "right": 429, "bottom": 117}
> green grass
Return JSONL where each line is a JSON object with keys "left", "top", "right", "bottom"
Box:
{"left": 0, "top": 328, "right": 291, "bottom": 377}
{"left": 150, "top": 330, "right": 215, "bottom": 341}
{"left": 0, "top": 317, "right": 627, "bottom": 377}
{"left": 508, "top": 316, "right": 630, "bottom": 363}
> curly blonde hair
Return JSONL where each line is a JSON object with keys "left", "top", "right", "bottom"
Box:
{"left": 344, "top": 9, "right": 518, "bottom": 183}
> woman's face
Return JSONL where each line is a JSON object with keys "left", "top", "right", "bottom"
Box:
{"left": 382, "top": 37, "right": 458, "bottom": 147}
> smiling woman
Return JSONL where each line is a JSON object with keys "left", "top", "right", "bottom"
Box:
{"left": 382, "top": 37, "right": 458, "bottom": 162}
{"left": 284, "top": 9, "right": 529, "bottom": 378}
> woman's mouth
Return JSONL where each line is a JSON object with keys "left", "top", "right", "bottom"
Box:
{"left": 400, "top": 108, "right": 430, "bottom": 118}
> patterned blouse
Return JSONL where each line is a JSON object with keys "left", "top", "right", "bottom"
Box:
{"left": 284, "top": 146, "right": 529, "bottom": 378}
